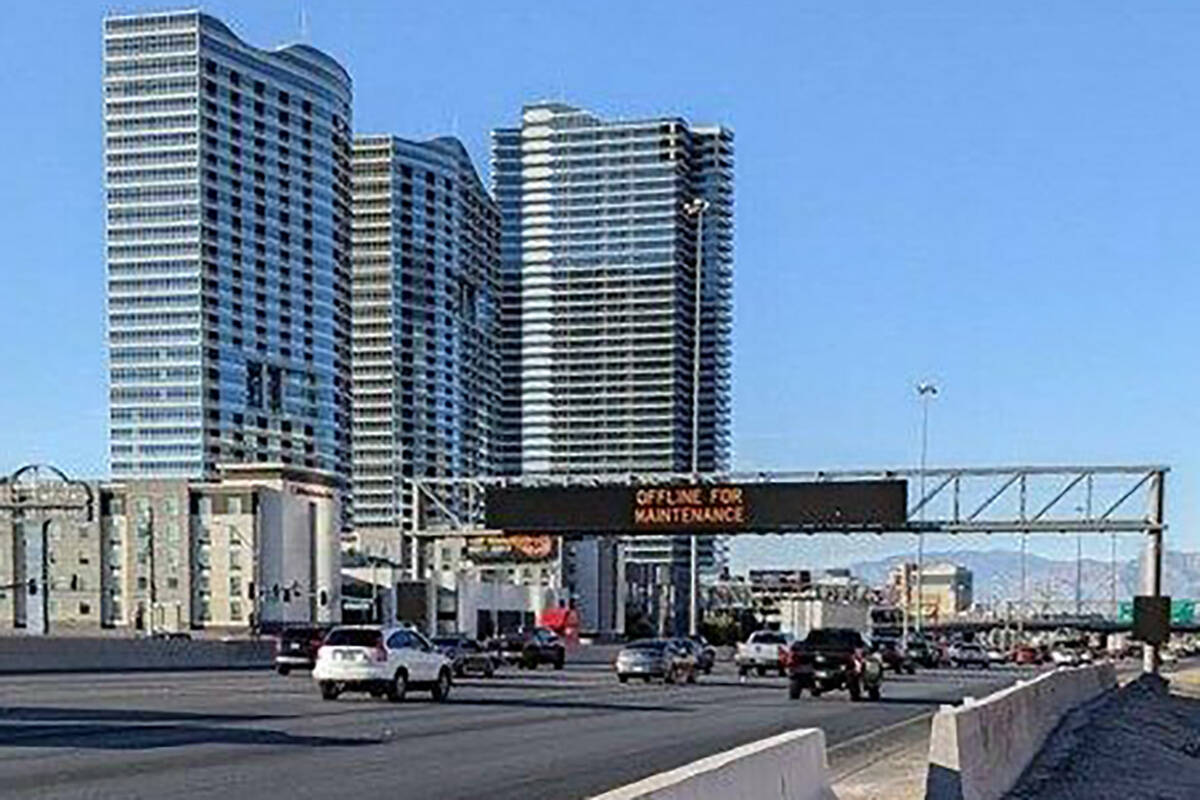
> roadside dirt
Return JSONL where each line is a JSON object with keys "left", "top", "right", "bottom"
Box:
{"left": 1004, "top": 673, "right": 1200, "bottom": 800}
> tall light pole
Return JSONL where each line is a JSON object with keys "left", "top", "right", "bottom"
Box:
{"left": 915, "top": 381, "right": 938, "bottom": 635}
{"left": 685, "top": 196, "right": 709, "bottom": 638}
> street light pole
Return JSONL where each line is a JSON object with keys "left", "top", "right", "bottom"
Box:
{"left": 915, "top": 381, "right": 938, "bottom": 635}
{"left": 685, "top": 197, "right": 709, "bottom": 638}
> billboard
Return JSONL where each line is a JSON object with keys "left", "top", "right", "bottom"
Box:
{"left": 465, "top": 534, "right": 559, "bottom": 564}
{"left": 483, "top": 480, "right": 907, "bottom": 534}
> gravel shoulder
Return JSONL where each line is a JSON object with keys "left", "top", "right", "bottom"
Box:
{"left": 1004, "top": 670, "right": 1200, "bottom": 800}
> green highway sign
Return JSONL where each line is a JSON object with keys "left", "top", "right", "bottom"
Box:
{"left": 1118, "top": 599, "right": 1194, "bottom": 625}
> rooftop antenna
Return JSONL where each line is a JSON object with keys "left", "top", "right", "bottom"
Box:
{"left": 299, "top": 3, "right": 310, "bottom": 43}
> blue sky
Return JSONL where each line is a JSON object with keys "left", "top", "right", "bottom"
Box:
{"left": 1, "top": 1, "right": 1195, "bottom": 577}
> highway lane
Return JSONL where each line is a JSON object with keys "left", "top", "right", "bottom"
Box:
{"left": 0, "top": 659, "right": 1041, "bottom": 799}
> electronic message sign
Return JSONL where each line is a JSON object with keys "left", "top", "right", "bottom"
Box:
{"left": 483, "top": 480, "right": 907, "bottom": 534}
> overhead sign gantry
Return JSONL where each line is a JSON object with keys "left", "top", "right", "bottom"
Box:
{"left": 411, "top": 464, "right": 1169, "bottom": 673}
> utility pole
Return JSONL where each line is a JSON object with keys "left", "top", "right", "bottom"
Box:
{"left": 685, "top": 197, "right": 709, "bottom": 639}
{"left": 915, "top": 381, "right": 938, "bottom": 635}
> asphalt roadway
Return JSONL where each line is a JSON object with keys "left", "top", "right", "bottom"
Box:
{"left": 0, "top": 656, "right": 1042, "bottom": 800}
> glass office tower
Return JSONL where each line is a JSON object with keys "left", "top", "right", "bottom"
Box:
{"left": 351, "top": 136, "right": 501, "bottom": 534}
{"left": 104, "top": 11, "right": 353, "bottom": 484}
{"left": 492, "top": 103, "right": 734, "bottom": 632}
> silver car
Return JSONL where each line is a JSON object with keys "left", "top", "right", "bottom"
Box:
{"left": 615, "top": 639, "right": 697, "bottom": 684}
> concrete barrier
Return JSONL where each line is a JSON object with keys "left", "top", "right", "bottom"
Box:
{"left": 925, "top": 662, "right": 1117, "bottom": 800}
{"left": 590, "top": 728, "right": 836, "bottom": 800}
{"left": 0, "top": 636, "right": 274, "bottom": 674}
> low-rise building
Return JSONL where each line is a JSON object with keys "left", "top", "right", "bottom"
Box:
{"left": 0, "top": 464, "right": 341, "bottom": 636}
{"left": 887, "top": 561, "right": 974, "bottom": 621}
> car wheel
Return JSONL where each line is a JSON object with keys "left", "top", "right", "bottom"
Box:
{"left": 789, "top": 677, "right": 802, "bottom": 700}
{"left": 704, "top": 665, "right": 713, "bottom": 675}
{"left": 777, "top": 667, "right": 787, "bottom": 678}
{"left": 431, "top": 669, "right": 452, "bottom": 702}
{"left": 906, "top": 665, "right": 916, "bottom": 675}
{"left": 665, "top": 667, "right": 677, "bottom": 685}
{"left": 737, "top": 665, "right": 749, "bottom": 678}
{"left": 369, "top": 685, "right": 386, "bottom": 698}
{"left": 523, "top": 651, "right": 538, "bottom": 670}
{"left": 618, "top": 675, "right": 629, "bottom": 684}
{"left": 810, "top": 686, "right": 823, "bottom": 698}
{"left": 756, "top": 666, "right": 767, "bottom": 677}
{"left": 387, "top": 669, "right": 408, "bottom": 703}
{"left": 867, "top": 685, "right": 881, "bottom": 701}
{"left": 553, "top": 651, "right": 565, "bottom": 670}
{"left": 277, "top": 665, "right": 291, "bottom": 676}
{"left": 319, "top": 681, "right": 340, "bottom": 701}
{"left": 483, "top": 660, "right": 495, "bottom": 679}
{"left": 454, "top": 663, "right": 465, "bottom": 678}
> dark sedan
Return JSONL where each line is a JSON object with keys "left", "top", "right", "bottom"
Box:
{"left": 491, "top": 627, "right": 566, "bottom": 670}
{"left": 433, "top": 635, "right": 497, "bottom": 677}
{"left": 872, "top": 637, "right": 916, "bottom": 675}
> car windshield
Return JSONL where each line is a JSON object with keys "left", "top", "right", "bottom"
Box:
{"left": 804, "top": 630, "right": 862, "bottom": 647}
{"left": 325, "top": 629, "right": 382, "bottom": 648}
{"left": 281, "top": 628, "right": 320, "bottom": 642}
{"left": 750, "top": 632, "right": 786, "bottom": 645}
{"left": 432, "top": 638, "right": 461, "bottom": 647}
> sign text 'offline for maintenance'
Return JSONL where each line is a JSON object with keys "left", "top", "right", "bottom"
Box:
{"left": 483, "top": 480, "right": 908, "bottom": 535}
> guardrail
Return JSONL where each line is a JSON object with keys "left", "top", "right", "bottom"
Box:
{"left": 925, "top": 662, "right": 1117, "bottom": 800}
{"left": 590, "top": 728, "right": 835, "bottom": 800}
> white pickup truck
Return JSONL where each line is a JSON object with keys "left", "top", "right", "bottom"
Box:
{"left": 735, "top": 630, "right": 793, "bottom": 677}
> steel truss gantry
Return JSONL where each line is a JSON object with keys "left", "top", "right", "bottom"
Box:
{"left": 410, "top": 464, "right": 1168, "bottom": 674}
{"left": 411, "top": 464, "right": 1167, "bottom": 537}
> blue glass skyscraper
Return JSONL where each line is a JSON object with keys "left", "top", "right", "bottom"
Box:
{"left": 351, "top": 136, "right": 501, "bottom": 535}
{"left": 104, "top": 11, "right": 352, "bottom": 483}
{"left": 492, "top": 102, "right": 734, "bottom": 632}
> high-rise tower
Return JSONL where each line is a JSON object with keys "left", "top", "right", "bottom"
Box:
{"left": 350, "top": 136, "right": 501, "bottom": 538}
{"left": 492, "top": 103, "right": 734, "bottom": 632}
{"left": 104, "top": 11, "right": 353, "bottom": 484}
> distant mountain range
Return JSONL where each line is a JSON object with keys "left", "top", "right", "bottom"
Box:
{"left": 844, "top": 549, "right": 1200, "bottom": 610}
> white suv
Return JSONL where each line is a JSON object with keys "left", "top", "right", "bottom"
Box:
{"left": 313, "top": 625, "right": 453, "bottom": 702}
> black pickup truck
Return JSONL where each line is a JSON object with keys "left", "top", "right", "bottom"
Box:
{"left": 786, "top": 628, "right": 883, "bottom": 701}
